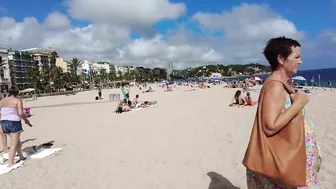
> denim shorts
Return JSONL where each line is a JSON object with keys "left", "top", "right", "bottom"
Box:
{"left": 1, "top": 120, "right": 23, "bottom": 134}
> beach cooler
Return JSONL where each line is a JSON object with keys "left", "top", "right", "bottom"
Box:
{"left": 24, "top": 107, "right": 31, "bottom": 117}
{"left": 109, "top": 94, "right": 120, "bottom": 102}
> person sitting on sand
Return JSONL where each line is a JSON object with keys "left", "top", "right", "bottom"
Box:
{"left": 115, "top": 99, "right": 132, "bottom": 113}
{"left": 0, "top": 86, "right": 32, "bottom": 169}
{"left": 244, "top": 92, "right": 257, "bottom": 106}
{"left": 164, "top": 86, "right": 173, "bottom": 92}
{"left": 229, "top": 90, "right": 245, "bottom": 106}
{"left": 143, "top": 86, "right": 153, "bottom": 93}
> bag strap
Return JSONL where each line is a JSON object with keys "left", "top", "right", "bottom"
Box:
{"left": 263, "top": 79, "right": 293, "bottom": 95}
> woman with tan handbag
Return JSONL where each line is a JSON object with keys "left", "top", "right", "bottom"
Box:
{"left": 242, "top": 37, "right": 322, "bottom": 188}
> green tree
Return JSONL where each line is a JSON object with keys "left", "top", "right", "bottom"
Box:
{"left": 50, "top": 51, "right": 59, "bottom": 66}
{"left": 108, "top": 71, "right": 117, "bottom": 82}
{"left": 28, "top": 67, "right": 42, "bottom": 91}
{"left": 100, "top": 68, "right": 108, "bottom": 84}
{"left": 68, "top": 58, "right": 83, "bottom": 77}
{"left": 117, "top": 70, "right": 123, "bottom": 81}
{"left": 49, "top": 66, "right": 64, "bottom": 91}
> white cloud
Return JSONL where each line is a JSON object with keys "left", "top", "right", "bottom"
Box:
{"left": 117, "top": 34, "right": 223, "bottom": 69}
{"left": 44, "top": 12, "right": 71, "bottom": 30}
{"left": 193, "top": 3, "right": 304, "bottom": 41}
{"left": 0, "top": 17, "right": 44, "bottom": 49}
{"left": 66, "top": 0, "right": 186, "bottom": 26}
{"left": 0, "top": 2, "right": 335, "bottom": 69}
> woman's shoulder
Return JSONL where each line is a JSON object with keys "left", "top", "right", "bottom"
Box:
{"left": 262, "top": 80, "right": 286, "bottom": 94}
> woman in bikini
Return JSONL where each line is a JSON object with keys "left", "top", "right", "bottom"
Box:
{"left": 244, "top": 92, "right": 257, "bottom": 106}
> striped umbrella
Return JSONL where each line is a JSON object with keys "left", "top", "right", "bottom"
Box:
{"left": 292, "top": 76, "right": 306, "bottom": 81}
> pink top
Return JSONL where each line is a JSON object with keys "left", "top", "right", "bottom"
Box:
{"left": 0, "top": 107, "right": 21, "bottom": 121}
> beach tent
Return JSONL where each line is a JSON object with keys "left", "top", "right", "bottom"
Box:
{"left": 292, "top": 76, "right": 306, "bottom": 81}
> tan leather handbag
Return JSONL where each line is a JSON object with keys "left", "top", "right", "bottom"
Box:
{"left": 242, "top": 80, "right": 306, "bottom": 187}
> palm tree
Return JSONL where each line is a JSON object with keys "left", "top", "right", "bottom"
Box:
{"left": 108, "top": 71, "right": 117, "bottom": 82}
{"left": 49, "top": 51, "right": 59, "bottom": 67}
{"left": 100, "top": 68, "right": 108, "bottom": 85}
{"left": 28, "top": 67, "right": 41, "bottom": 91}
{"left": 117, "top": 70, "right": 123, "bottom": 81}
{"left": 50, "top": 66, "right": 64, "bottom": 91}
{"left": 68, "top": 58, "right": 83, "bottom": 77}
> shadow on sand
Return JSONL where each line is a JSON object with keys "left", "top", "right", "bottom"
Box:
{"left": 22, "top": 141, "right": 55, "bottom": 156}
{"left": 207, "top": 172, "right": 240, "bottom": 189}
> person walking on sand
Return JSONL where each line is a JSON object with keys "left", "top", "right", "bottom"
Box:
{"left": 243, "top": 37, "right": 322, "bottom": 188}
{"left": 327, "top": 80, "right": 332, "bottom": 90}
{"left": 98, "top": 87, "right": 102, "bottom": 99}
{"left": 0, "top": 86, "right": 32, "bottom": 169}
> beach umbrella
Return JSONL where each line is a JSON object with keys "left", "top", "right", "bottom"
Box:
{"left": 249, "top": 76, "right": 263, "bottom": 81}
{"left": 292, "top": 76, "right": 306, "bottom": 81}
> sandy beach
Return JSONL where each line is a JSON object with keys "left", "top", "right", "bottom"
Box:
{"left": 0, "top": 84, "right": 335, "bottom": 189}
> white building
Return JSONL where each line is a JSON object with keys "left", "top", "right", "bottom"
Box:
{"left": 0, "top": 47, "right": 11, "bottom": 95}
{"left": 209, "top": 72, "right": 222, "bottom": 78}
{"left": 81, "top": 60, "right": 93, "bottom": 75}
{"left": 93, "top": 62, "right": 111, "bottom": 74}
{"left": 80, "top": 61, "right": 115, "bottom": 75}
{"left": 114, "top": 65, "right": 135, "bottom": 76}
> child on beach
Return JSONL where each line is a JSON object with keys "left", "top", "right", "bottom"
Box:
{"left": 244, "top": 92, "right": 257, "bottom": 106}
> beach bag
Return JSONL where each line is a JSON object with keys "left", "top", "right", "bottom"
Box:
{"left": 242, "top": 80, "right": 306, "bottom": 187}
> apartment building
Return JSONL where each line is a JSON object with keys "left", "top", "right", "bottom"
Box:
{"left": 8, "top": 50, "right": 38, "bottom": 90}
{"left": 56, "top": 57, "right": 69, "bottom": 72}
{"left": 81, "top": 61, "right": 116, "bottom": 75}
{"left": 21, "top": 48, "right": 54, "bottom": 70}
{"left": 0, "top": 47, "right": 11, "bottom": 94}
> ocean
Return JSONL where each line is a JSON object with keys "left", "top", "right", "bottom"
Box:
{"left": 226, "top": 68, "right": 336, "bottom": 88}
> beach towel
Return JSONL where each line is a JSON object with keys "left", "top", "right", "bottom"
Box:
{"left": 229, "top": 104, "right": 243, "bottom": 107}
{"left": 0, "top": 161, "right": 25, "bottom": 175}
{"left": 30, "top": 148, "right": 62, "bottom": 159}
{"left": 184, "top": 89, "right": 196, "bottom": 92}
{"left": 0, "top": 148, "right": 62, "bottom": 161}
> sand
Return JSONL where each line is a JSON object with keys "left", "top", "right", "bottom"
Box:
{"left": 0, "top": 84, "right": 335, "bottom": 189}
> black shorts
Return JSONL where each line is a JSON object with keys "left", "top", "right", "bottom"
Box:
{"left": 125, "top": 93, "right": 129, "bottom": 98}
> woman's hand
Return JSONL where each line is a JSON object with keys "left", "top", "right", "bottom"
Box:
{"left": 290, "top": 90, "right": 309, "bottom": 108}
{"left": 25, "top": 120, "right": 33, "bottom": 127}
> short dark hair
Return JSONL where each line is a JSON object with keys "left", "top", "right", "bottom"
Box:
{"left": 136, "top": 94, "right": 139, "bottom": 98}
{"left": 8, "top": 86, "right": 19, "bottom": 97}
{"left": 263, "top": 36, "right": 301, "bottom": 71}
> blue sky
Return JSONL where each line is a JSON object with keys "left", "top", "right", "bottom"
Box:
{"left": 0, "top": 0, "right": 335, "bottom": 70}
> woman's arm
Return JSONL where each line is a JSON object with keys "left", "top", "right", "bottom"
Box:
{"left": 261, "top": 82, "right": 304, "bottom": 137}
{"left": 17, "top": 99, "right": 32, "bottom": 126}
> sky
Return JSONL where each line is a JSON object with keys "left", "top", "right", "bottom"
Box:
{"left": 0, "top": 0, "right": 335, "bottom": 70}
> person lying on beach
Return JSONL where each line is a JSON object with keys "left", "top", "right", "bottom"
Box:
{"left": 229, "top": 90, "right": 245, "bottom": 107}
{"left": 143, "top": 86, "right": 153, "bottom": 93}
{"left": 244, "top": 92, "right": 257, "bottom": 106}
{"left": 139, "top": 100, "right": 157, "bottom": 108}
{"left": 133, "top": 94, "right": 157, "bottom": 108}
